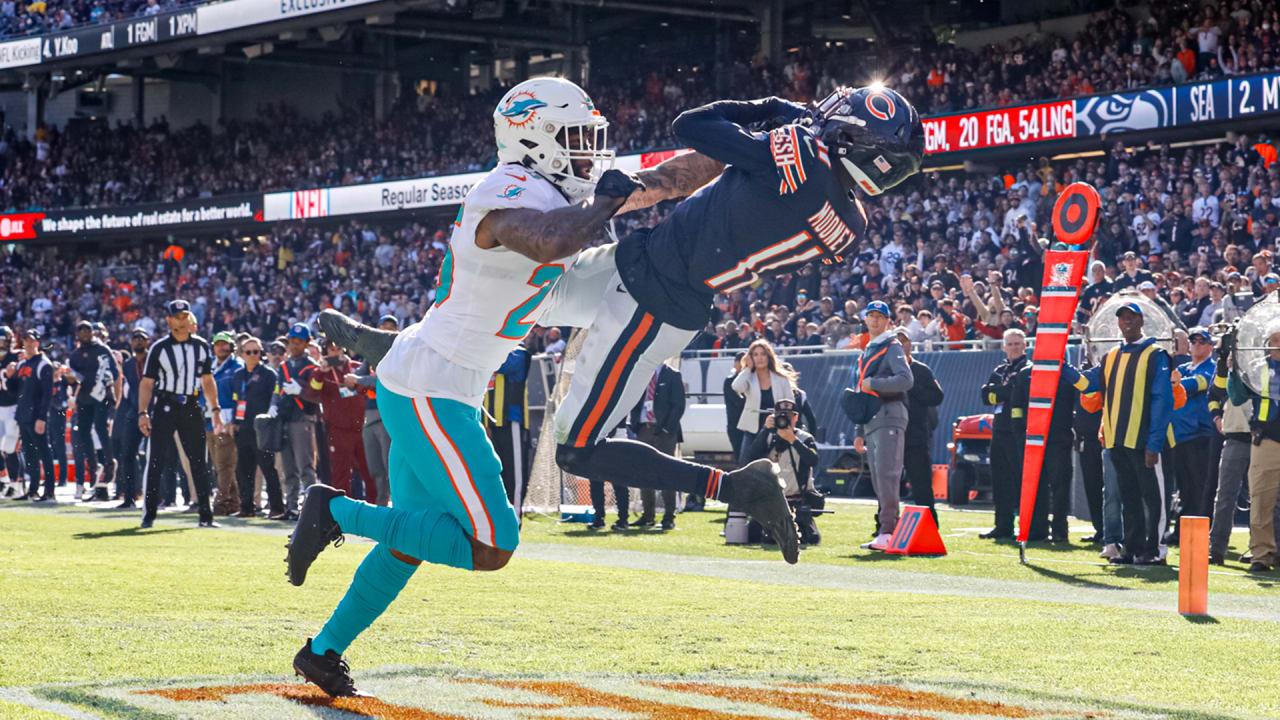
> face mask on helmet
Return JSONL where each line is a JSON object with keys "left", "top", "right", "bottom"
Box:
{"left": 494, "top": 78, "right": 616, "bottom": 203}
{"left": 813, "top": 86, "right": 924, "bottom": 196}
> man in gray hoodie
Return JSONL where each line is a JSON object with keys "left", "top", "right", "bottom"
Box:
{"left": 850, "top": 301, "right": 915, "bottom": 550}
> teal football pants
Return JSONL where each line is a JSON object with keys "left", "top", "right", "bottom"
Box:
{"left": 313, "top": 382, "right": 519, "bottom": 655}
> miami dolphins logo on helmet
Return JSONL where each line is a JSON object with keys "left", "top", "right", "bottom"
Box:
{"left": 500, "top": 91, "right": 548, "bottom": 127}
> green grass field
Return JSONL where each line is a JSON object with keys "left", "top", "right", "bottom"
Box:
{"left": 1, "top": 500, "right": 1276, "bottom": 720}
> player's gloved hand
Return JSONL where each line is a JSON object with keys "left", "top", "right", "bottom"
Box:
{"left": 282, "top": 379, "right": 302, "bottom": 396}
{"left": 1217, "top": 325, "right": 1237, "bottom": 362}
{"left": 745, "top": 96, "right": 807, "bottom": 132}
{"left": 267, "top": 404, "right": 279, "bottom": 418}
{"left": 594, "top": 169, "right": 645, "bottom": 199}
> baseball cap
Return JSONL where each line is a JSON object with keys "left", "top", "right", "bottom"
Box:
{"left": 165, "top": 299, "right": 192, "bottom": 316}
{"left": 92, "top": 321, "right": 107, "bottom": 334}
{"left": 75, "top": 320, "right": 92, "bottom": 331}
{"left": 378, "top": 314, "right": 400, "bottom": 328}
{"left": 1228, "top": 271, "right": 1243, "bottom": 280}
{"left": 131, "top": 327, "right": 151, "bottom": 340}
{"left": 861, "top": 300, "right": 891, "bottom": 319}
{"left": 1138, "top": 280, "right": 1157, "bottom": 290}
{"left": 211, "top": 331, "right": 236, "bottom": 346}
{"left": 1023, "top": 305, "right": 1039, "bottom": 317}
{"left": 1123, "top": 251, "right": 1138, "bottom": 260}
{"left": 0, "top": 325, "right": 10, "bottom": 338}
{"left": 1266, "top": 274, "right": 1280, "bottom": 285}
{"left": 1188, "top": 327, "right": 1212, "bottom": 343}
{"left": 23, "top": 328, "right": 40, "bottom": 341}
{"left": 1115, "top": 302, "right": 1144, "bottom": 317}
{"left": 267, "top": 340, "right": 287, "bottom": 354}
{"left": 287, "top": 323, "right": 311, "bottom": 340}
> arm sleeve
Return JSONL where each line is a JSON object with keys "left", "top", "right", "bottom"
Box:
{"left": 142, "top": 343, "right": 161, "bottom": 380}
{"left": 791, "top": 433, "right": 819, "bottom": 466}
{"left": 1010, "top": 369, "right": 1029, "bottom": 432}
{"left": 36, "top": 362, "right": 52, "bottom": 421}
{"left": 1064, "top": 363, "right": 1102, "bottom": 394}
{"left": 1227, "top": 369, "right": 1251, "bottom": 406}
{"left": 916, "top": 364, "right": 945, "bottom": 407}
{"left": 864, "top": 345, "right": 914, "bottom": 393}
{"left": 1146, "top": 353, "right": 1173, "bottom": 454}
{"left": 671, "top": 100, "right": 794, "bottom": 172}
{"left": 745, "top": 429, "right": 770, "bottom": 461}
{"left": 196, "top": 344, "right": 212, "bottom": 376}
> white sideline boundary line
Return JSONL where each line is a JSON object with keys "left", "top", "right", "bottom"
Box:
{"left": 0, "top": 687, "right": 109, "bottom": 720}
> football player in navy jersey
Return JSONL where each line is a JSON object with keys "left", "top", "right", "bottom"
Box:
{"left": 552, "top": 85, "right": 924, "bottom": 564}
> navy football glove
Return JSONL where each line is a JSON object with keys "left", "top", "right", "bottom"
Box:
{"left": 594, "top": 169, "right": 645, "bottom": 199}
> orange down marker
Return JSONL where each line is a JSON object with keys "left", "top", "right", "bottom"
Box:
{"left": 1178, "top": 516, "right": 1210, "bottom": 616}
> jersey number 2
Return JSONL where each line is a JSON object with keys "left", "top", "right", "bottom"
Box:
{"left": 497, "top": 264, "right": 565, "bottom": 339}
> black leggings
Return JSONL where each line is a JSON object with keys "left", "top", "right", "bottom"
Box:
{"left": 236, "top": 431, "right": 282, "bottom": 514}
{"left": 75, "top": 400, "right": 112, "bottom": 478}
{"left": 20, "top": 424, "right": 55, "bottom": 497}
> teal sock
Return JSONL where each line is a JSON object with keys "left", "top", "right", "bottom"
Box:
{"left": 312, "top": 544, "right": 416, "bottom": 656}
{"left": 329, "top": 496, "right": 473, "bottom": 570}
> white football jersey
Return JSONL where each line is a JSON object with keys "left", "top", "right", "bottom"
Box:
{"left": 377, "top": 164, "right": 577, "bottom": 405}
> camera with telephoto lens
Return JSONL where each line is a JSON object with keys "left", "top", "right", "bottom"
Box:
{"left": 772, "top": 400, "right": 796, "bottom": 431}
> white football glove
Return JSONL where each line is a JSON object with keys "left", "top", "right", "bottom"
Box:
{"left": 267, "top": 405, "right": 279, "bottom": 418}
{"left": 282, "top": 380, "right": 302, "bottom": 396}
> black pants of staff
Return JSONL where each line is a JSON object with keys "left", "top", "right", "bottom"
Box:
{"left": 589, "top": 479, "right": 630, "bottom": 523}
{"left": 488, "top": 421, "right": 529, "bottom": 515}
{"left": 989, "top": 430, "right": 1022, "bottom": 535}
{"left": 235, "top": 427, "right": 282, "bottom": 515}
{"left": 1078, "top": 438, "right": 1104, "bottom": 536}
{"left": 142, "top": 397, "right": 213, "bottom": 524}
{"left": 902, "top": 439, "right": 938, "bottom": 527}
{"left": 19, "top": 423, "right": 55, "bottom": 498}
{"left": 1111, "top": 446, "right": 1164, "bottom": 559}
{"left": 1174, "top": 435, "right": 1213, "bottom": 518}
{"left": 1030, "top": 439, "right": 1073, "bottom": 540}
{"left": 75, "top": 399, "right": 112, "bottom": 481}
{"left": 114, "top": 418, "right": 144, "bottom": 502}
{"left": 48, "top": 413, "right": 66, "bottom": 485}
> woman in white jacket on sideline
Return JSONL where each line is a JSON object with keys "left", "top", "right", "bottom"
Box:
{"left": 731, "top": 339, "right": 798, "bottom": 444}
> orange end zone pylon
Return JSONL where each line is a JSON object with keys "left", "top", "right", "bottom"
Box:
{"left": 1017, "top": 183, "right": 1102, "bottom": 559}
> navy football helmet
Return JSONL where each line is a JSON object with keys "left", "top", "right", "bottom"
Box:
{"left": 809, "top": 85, "right": 923, "bottom": 196}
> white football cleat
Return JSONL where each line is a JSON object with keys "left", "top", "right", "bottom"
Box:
{"left": 861, "top": 533, "right": 893, "bottom": 551}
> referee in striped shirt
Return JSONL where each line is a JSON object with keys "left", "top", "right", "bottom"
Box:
{"left": 138, "top": 300, "right": 225, "bottom": 529}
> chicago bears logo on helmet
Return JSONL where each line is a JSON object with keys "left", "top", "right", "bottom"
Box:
{"left": 500, "top": 91, "right": 548, "bottom": 127}
{"left": 864, "top": 91, "right": 897, "bottom": 121}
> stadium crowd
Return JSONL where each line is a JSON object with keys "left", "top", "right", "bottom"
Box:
{"left": 0, "top": 0, "right": 188, "bottom": 39}
{"left": 4, "top": 0, "right": 1279, "bottom": 210}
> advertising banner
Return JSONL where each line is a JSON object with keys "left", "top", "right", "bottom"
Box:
{"left": 0, "top": 195, "right": 260, "bottom": 242}
{"left": 197, "top": 0, "right": 383, "bottom": 36}
{"left": 37, "top": 10, "right": 198, "bottom": 62}
{"left": 922, "top": 100, "right": 1075, "bottom": 155}
{"left": 0, "top": 38, "right": 41, "bottom": 68}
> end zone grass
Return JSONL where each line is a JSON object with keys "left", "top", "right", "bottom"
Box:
{"left": 0, "top": 505, "right": 1275, "bottom": 719}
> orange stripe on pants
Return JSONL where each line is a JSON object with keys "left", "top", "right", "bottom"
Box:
{"left": 573, "top": 313, "right": 654, "bottom": 447}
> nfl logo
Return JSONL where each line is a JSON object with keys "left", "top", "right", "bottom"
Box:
{"left": 873, "top": 155, "right": 892, "bottom": 173}
{"left": 1050, "top": 262, "right": 1072, "bottom": 286}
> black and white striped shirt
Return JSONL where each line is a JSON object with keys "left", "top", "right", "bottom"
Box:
{"left": 144, "top": 334, "right": 213, "bottom": 396}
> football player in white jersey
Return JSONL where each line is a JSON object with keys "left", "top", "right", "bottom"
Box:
{"left": 287, "top": 76, "right": 724, "bottom": 697}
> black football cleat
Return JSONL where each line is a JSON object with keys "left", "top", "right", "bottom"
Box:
{"left": 294, "top": 638, "right": 360, "bottom": 697}
{"left": 286, "top": 485, "right": 346, "bottom": 587}
{"left": 723, "top": 459, "right": 801, "bottom": 564}
{"left": 318, "top": 309, "right": 398, "bottom": 366}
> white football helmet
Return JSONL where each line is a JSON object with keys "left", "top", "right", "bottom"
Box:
{"left": 494, "top": 77, "right": 614, "bottom": 203}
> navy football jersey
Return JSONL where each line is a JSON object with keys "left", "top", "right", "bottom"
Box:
{"left": 616, "top": 99, "right": 868, "bottom": 331}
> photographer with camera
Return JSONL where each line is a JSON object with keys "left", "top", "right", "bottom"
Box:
{"left": 744, "top": 400, "right": 822, "bottom": 545}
